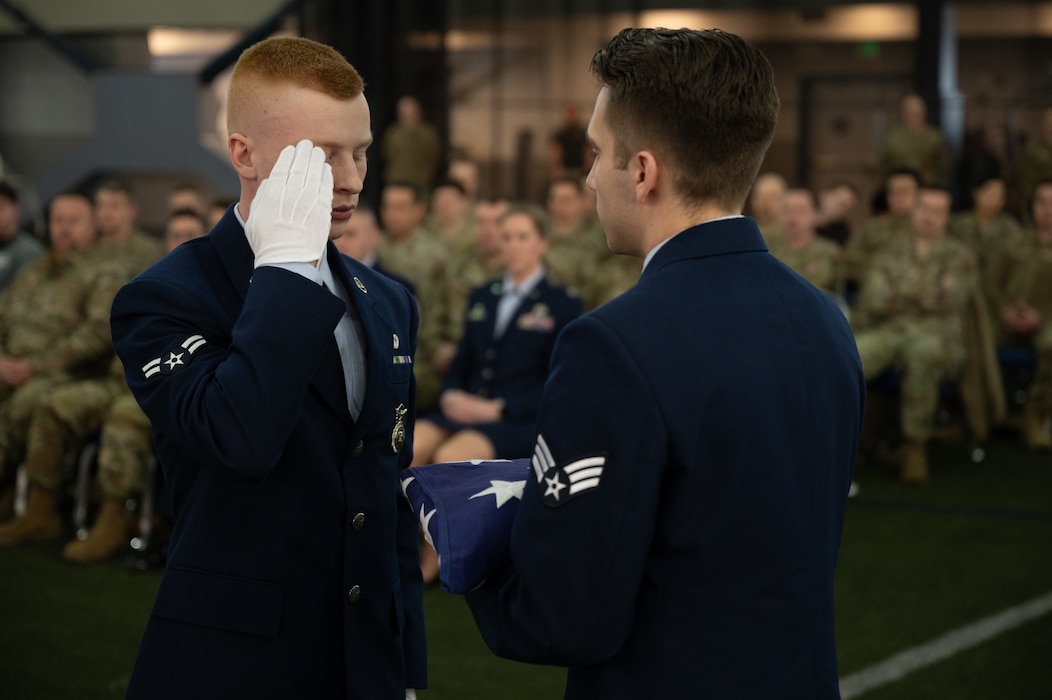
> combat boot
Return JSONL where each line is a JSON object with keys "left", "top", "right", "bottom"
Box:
{"left": 63, "top": 499, "right": 128, "bottom": 564}
{"left": 1023, "top": 402, "right": 1052, "bottom": 450}
{"left": 0, "top": 485, "right": 63, "bottom": 546}
{"left": 899, "top": 441, "right": 929, "bottom": 484}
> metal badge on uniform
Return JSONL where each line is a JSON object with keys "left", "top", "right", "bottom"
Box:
{"left": 393, "top": 334, "right": 400, "bottom": 350}
{"left": 516, "top": 303, "right": 556, "bottom": 333}
{"left": 354, "top": 277, "right": 367, "bottom": 294}
{"left": 142, "top": 334, "right": 207, "bottom": 380}
{"left": 467, "top": 302, "right": 487, "bottom": 322}
{"left": 392, "top": 403, "right": 408, "bottom": 453}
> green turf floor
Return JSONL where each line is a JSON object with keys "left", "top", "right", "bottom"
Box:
{"left": 1, "top": 435, "right": 1049, "bottom": 699}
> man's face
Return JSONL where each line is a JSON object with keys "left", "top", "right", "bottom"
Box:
{"left": 585, "top": 88, "right": 636, "bottom": 256}
{"left": 168, "top": 189, "right": 206, "bottom": 217}
{"left": 246, "top": 85, "right": 372, "bottom": 240}
{"left": 912, "top": 190, "right": 951, "bottom": 240}
{"left": 902, "top": 96, "right": 926, "bottom": 129}
{"left": 0, "top": 195, "right": 19, "bottom": 241}
{"left": 49, "top": 196, "right": 97, "bottom": 257}
{"left": 782, "top": 191, "right": 817, "bottom": 239}
{"left": 974, "top": 179, "right": 1005, "bottom": 216}
{"left": 334, "top": 210, "right": 378, "bottom": 261}
{"left": 474, "top": 201, "right": 508, "bottom": 255}
{"left": 380, "top": 187, "right": 424, "bottom": 239}
{"left": 431, "top": 186, "right": 467, "bottom": 226}
{"left": 94, "top": 189, "right": 137, "bottom": 238}
{"left": 749, "top": 179, "right": 785, "bottom": 224}
{"left": 164, "top": 214, "right": 206, "bottom": 254}
{"left": 547, "top": 182, "right": 583, "bottom": 228}
{"left": 886, "top": 175, "right": 918, "bottom": 215}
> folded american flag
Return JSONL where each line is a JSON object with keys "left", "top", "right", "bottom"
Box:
{"left": 400, "top": 458, "right": 530, "bottom": 594}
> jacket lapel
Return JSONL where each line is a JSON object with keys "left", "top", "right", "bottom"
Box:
{"left": 328, "top": 246, "right": 388, "bottom": 439}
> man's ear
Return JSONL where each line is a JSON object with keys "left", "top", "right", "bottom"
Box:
{"left": 634, "top": 150, "right": 660, "bottom": 203}
{"left": 228, "top": 133, "right": 258, "bottom": 181}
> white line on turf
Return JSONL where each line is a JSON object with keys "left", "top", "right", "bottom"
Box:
{"left": 840, "top": 590, "right": 1052, "bottom": 699}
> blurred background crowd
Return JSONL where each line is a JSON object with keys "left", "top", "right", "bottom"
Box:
{"left": 0, "top": 0, "right": 1049, "bottom": 569}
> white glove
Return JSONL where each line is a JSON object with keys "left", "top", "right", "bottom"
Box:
{"left": 245, "top": 139, "right": 333, "bottom": 268}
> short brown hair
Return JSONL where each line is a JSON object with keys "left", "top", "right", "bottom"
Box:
{"left": 590, "top": 28, "right": 779, "bottom": 211}
{"left": 227, "top": 37, "right": 364, "bottom": 134}
{"left": 499, "top": 203, "right": 550, "bottom": 238}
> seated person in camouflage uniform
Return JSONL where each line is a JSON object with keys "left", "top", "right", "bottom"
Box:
{"left": 949, "top": 175, "right": 1023, "bottom": 270}
{"left": 746, "top": 171, "right": 786, "bottom": 246}
{"left": 853, "top": 187, "right": 978, "bottom": 482}
{"left": 0, "top": 179, "right": 46, "bottom": 294}
{"left": 0, "top": 193, "right": 126, "bottom": 520}
{"left": 426, "top": 177, "right": 475, "bottom": 258}
{"left": 983, "top": 180, "right": 1052, "bottom": 449}
{"left": 770, "top": 188, "right": 843, "bottom": 295}
{"left": 442, "top": 196, "right": 509, "bottom": 344}
{"left": 879, "top": 94, "right": 950, "bottom": 187}
{"left": 1015, "top": 107, "right": 1052, "bottom": 208}
{"left": 844, "top": 168, "right": 920, "bottom": 286}
{"left": 0, "top": 209, "right": 204, "bottom": 553}
{"left": 544, "top": 177, "right": 608, "bottom": 300}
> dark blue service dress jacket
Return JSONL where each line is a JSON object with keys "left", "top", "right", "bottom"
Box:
{"left": 467, "top": 217, "right": 865, "bottom": 699}
{"left": 110, "top": 208, "right": 426, "bottom": 699}
{"left": 433, "top": 276, "right": 581, "bottom": 455}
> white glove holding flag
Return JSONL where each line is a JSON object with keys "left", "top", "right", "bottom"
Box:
{"left": 245, "top": 139, "right": 333, "bottom": 268}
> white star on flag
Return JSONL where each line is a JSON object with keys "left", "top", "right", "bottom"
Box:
{"left": 419, "top": 503, "right": 438, "bottom": 547}
{"left": 469, "top": 479, "right": 526, "bottom": 508}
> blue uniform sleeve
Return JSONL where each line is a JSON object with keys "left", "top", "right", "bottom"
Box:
{"left": 465, "top": 313, "right": 665, "bottom": 666}
{"left": 111, "top": 265, "right": 346, "bottom": 478}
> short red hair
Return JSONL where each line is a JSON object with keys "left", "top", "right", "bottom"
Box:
{"left": 227, "top": 37, "right": 364, "bottom": 134}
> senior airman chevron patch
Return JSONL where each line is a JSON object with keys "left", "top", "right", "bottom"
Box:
{"left": 532, "top": 433, "right": 606, "bottom": 507}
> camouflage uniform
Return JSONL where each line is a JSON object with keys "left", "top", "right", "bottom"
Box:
{"left": 85, "top": 229, "right": 163, "bottom": 280}
{"left": 771, "top": 237, "right": 842, "bottom": 293}
{"left": 545, "top": 220, "right": 609, "bottom": 299}
{"left": 758, "top": 223, "right": 784, "bottom": 250}
{"left": 377, "top": 229, "right": 452, "bottom": 410}
{"left": 853, "top": 237, "right": 978, "bottom": 442}
{"left": 0, "top": 250, "right": 127, "bottom": 477}
{"left": 583, "top": 254, "right": 641, "bottom": 310}
{"left": 21, "top": 357, "right": 128, "bottom": 493}
{"left": 948, "top": 212, "right": 1024, "bottom": 270}
{"left": 96, "top": 393, "right": 152, "bottom": 500}
{"left": 425, "top": 215, "right": 477, "bottom": 261}
{"left": 879, "top": 124, "right": 951, "bottom": 186}
{"left": 1015, "top": 138, "right": 1052, "bottom": 208}
{"left": 0, "top": 234, "right": 161, "bottom": 480}
{"left": 445, "top": 250, "right": 503, "bottom": 345}
{"left": 843, "top": 213, "right": 913, "bottom": 286}
{"left": 983, "top": 231, "right": 1052, "bottom": 412}
{"left": 381, "top": 121, "right": 442, "bottom": 194}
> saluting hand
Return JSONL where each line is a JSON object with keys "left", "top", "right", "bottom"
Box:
{"left": 245, "top": 139, "right": 334, "bottom": 268}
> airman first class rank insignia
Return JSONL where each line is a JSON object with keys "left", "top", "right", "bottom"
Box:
{"left": 142, "top": 334, "right": 207, "bottom": 380}
{"left": 531, "top": 433, "right": 606, "bottom": 507}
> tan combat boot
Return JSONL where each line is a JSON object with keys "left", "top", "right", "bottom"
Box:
{"left": 899, "top": 441, "right": 929, "bottom": 484}
{"left": 63, "top": 499, "right": 128, "bottom": 564}
{"left": 1023, "top": 403, "right": 1052, "bottom": 450}
{"left": 0, "top": 485, "right": 63, "bottom": 546}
